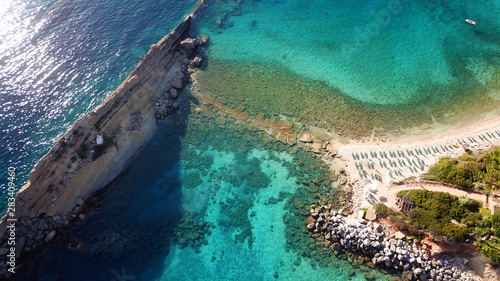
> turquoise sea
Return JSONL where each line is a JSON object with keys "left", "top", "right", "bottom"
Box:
{"left": 191, "top": 0, "right": 500, "bottom": 137}
{"left": 1, "top": 0, "right": 500, "bottom": 280}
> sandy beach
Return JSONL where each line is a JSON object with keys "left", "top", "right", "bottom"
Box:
{"left": 335, "top": 116, "right": 500, "bottom": 213}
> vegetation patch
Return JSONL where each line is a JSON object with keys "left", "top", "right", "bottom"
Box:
{"left": 424, "top": 147, "right": 500, "bottom": 192}
{"left": 478, "top": 239, "right": 500, "bottom": 263}
{"left": 373, "top": 202, "right": 417, "bottom": 233}
{"left": 182, "top": 170, "right": 204, "bottom": 189}
{"left": 92, "top": 136, "right": 114, "bottom": 161}
{"left": 175, "top": 214, "right": 214, "bottom": 253}
{"left": 397, "top": 190, "right": 482, "bottom": 242}
{"left": 77, "top": 143, "right": 89, "bottom": 159}
{"left": 374, "top": 190, "right": 500, "bottom": 262}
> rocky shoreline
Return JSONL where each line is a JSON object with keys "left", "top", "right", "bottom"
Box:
{"left": 307, "top": 205, "right": 479, "bottom": 281}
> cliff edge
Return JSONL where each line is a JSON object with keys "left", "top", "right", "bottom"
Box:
{"left": 0, "top": 11, "right": 194, "bottom": 246}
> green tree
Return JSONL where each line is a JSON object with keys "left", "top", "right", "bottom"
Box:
{"left": 450, "top": 204, "right": 466, "bottom": 221}
{"left": 482, "top": 148, "right": 500, "bottom": 191}
{"left": 493, "top": 213, "right": 500, "bottom": 237}
{"left": 458, "top": 196, "right": 481, "bottom": 212}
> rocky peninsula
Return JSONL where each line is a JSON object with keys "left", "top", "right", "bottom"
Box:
{"left": 0, "top": 6, "right": 206, "bottom": 278}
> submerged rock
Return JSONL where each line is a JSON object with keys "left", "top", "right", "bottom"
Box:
{"left": 299, "top": 133, "right": 312, "bottom": 143}
{"left": 364, "top": 273, "right": 376, "bottom": 280}
{"left": 192, "top": 54, "right": 204, "bottom": 67}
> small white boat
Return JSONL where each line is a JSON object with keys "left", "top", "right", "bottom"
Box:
{"left": 465, "top": 19, "right": 477, "bottom": 25}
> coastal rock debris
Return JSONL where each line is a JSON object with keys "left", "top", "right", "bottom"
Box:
{"left": 308, "top": 206, "right": 477, "bottom": 281}
{"left": 154, "top": 36, "right": 206, "bottom": 120}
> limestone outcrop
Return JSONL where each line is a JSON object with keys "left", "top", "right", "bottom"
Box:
{"left": 0, "top": 9, "right": 202, "bottom": 278}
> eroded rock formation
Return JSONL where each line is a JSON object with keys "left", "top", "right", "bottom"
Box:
{"left": 0, "top": 11, "right": 203, "bottom": 279}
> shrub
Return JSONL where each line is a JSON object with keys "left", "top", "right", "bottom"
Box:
{"left": 92, "top": 136, "right": 114, "bottom": 161}
{"left": 482, "top": 148, "right": 500, "bottom": 190}
{"left": 429, "top": 227, "right": 445, "bottom": 240}
{"left": 408, "top": 208, "right": 429, "bottom": 229}
{"left": 479, "top": 216, "right": 492, "bottom": 228}
{"left": 458, "top": 196, "right": 482, "bottom": 212}
{"left": 474, "top": 226, "right": 492, "bottom": 238}
{"left": 374, "top": 203, "right": 390, "bottom": 218}
{"left": 77, "top": 143, "right": 89, "bottom": 159}
{"left": 461, "top": 212, "right": 482, "bottom": 228}
{"left": 450, "top": 204, "right": 466, "bottom": 221}
{"left": 493, "top": 213, "right": 500, "bottom": 237}
{"left": 445, "top": 224, "right": 468, "bottom": 242}
{"left": 425, "top": 147, "right": 500, "bottom": 192}
{"left": 478, "top": 240, "right": 500, "bottom": 263}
